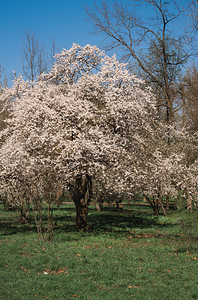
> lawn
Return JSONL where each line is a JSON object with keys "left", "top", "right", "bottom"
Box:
{"left": 0, "top": 203, "right": 198, "bottom": 300}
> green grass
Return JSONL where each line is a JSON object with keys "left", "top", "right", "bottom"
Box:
{"left": 0, "top": 204, "right": 198, "bottom": 300}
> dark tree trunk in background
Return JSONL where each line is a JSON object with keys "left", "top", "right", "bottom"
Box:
{"left": 145, "top": 195, "right": 159, "bottom": 215}
{"left": 72, "top": 174, "right": 93, "bottom": 230}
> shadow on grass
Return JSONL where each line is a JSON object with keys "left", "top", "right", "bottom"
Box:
{"left": 0, "top": 205, "right": 176, "bottom": 238}
{"left": 89, "top": 210, "right": 157, "bottom": 231}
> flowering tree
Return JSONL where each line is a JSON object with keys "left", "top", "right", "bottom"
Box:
{"left": 0, "top": 44, "right": 158, "bottom": 230}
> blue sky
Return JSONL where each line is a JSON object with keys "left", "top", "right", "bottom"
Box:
{"left": 0, "top": 0, "right": 110, "bottom": 83}
{"left": 0, "top": 0, "right": 193, "bottom": 85}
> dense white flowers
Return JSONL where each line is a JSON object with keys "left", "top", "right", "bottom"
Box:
{"left": 0, "top": 43, "right": 197, "bottom": 212}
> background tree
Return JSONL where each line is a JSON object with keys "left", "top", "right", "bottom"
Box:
{"left": 87, "top": 0, "right": 195, "bottom": 124}
{"left": 22, "top": 32, "right": 48, "bottom": 82}
{"left": 188, "top": 0, "right": 198, "bottom": 32}
{"left": 50, "top": 39, "right": 57, "bottom": 66}
{"left": 0, "top": 64, "right": 7, "bottom": 89}
{"left": 0, "top": 63, "right": 9, "bottom": 132}
{"left": 179, "top": 64, "right": 198, "bottom": 133}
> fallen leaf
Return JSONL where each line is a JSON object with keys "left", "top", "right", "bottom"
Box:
{"left": 20, "top": 266, "right": 28, "bottom": 272}
{"left": 43, "top": 267, "right": 68, "bottom": 275}
{"left": 129, "top": 285, "right": 139, "bottom": 288}
{"left": 55, "top": 268, "right": 68, "bottom": 275}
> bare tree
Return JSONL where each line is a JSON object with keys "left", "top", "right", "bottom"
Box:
{"left": 22, "top": 32, "right": 47, "bottom": 82}
{"left": 0, "top": 64, "right": 4, "bottom": 89}
{"left": 0, "top": 63, "right": 9, "bottom": 131}
{"left": 0, "top": 64, "right": 7, "bottom": 89}
{"left": 50, "top": 38, "right": 57, "bottom": 65}
{"left": 179, "top": 64, "right": 198, "bottom": 133}
{"left": 188, "top": 0, "right": 198, "bottom": 32}
{"left": 87, "top": 0, "right": 195, "bottom": 124}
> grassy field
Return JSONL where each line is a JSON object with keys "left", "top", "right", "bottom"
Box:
{"left": 0, "top": 203, "right": 198, "bottom": 300}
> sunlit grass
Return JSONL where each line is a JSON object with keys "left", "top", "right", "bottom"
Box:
{"left": 0, "top": 204, "right": 198, "bottom": 299}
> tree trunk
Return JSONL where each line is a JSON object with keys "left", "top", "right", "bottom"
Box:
{"left": 72, "top": 174, "right": 92, "bottom": 230}
{"left": 165, "top": 195, "right": 170, "bottom": 210}
{"left": 96, "top": 199, "right": 103, "bottom": 212}
{"left": 185, "top": 188, "right": 193, "bottom": 212}
{"left": 158, "top": 196, "right": 167, "bottom": 217}
{"left": 74, "top": 200, "right": 89, "bottom": 230}
{"left": 144, "top": 195, "right": 159, "bottom": 215}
